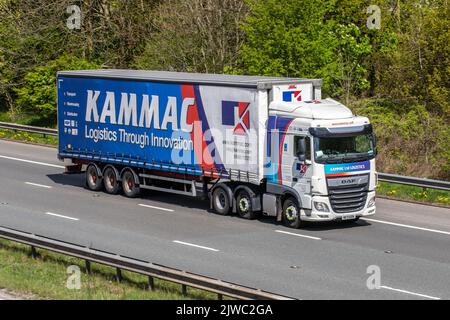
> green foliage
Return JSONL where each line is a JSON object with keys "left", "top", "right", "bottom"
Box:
{"left": 14, "top": 55, "right": 100, "bottom": 121}
{"left": 351, "top": 99, "right": 450, "bottom": 179}
{"left": 0, "top": 0, "right": 448, "bottom": 180}
{"left": 377, "top": 182, "right": 450, "bottom": 207}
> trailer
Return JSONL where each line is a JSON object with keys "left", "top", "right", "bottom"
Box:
{"left": 57, "top": 70, "right": 377, "bottom": 228}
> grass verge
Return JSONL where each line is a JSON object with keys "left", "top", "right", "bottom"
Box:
{"left": 0, "top": 239, "right": 218, "bottom": 300}
{"left": 0, "top": 129, "right": 57, "bottom": 146}
{"left": 377, "top": 181, "right": 449, "bottom": 207}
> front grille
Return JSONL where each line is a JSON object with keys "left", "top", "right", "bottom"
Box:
{"left": 327, "top": 175, "right": 369, "bottom": 213}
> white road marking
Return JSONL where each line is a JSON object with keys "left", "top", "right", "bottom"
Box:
{"left": 380, "top": 285, "right": 441, "bottom": 300}
{"left": 173, "top": 240, "right": 219, "bottom": 252}
{"left": 363, "top": 218, "right": 450, "bottom": 236}
{"left": 275, "top": 230, "right": 322, "bottom": 240}
{"left": 138, "top": 204, "right": 174, "bottom": 212}
{"left": 44, "top": 212, "right": 79, "bottom": 221}
{"left": 25, "top": 182, "right": 52, "bottom": 189}
{"left": 0, "top": 155, "right": 64, "bottom": 169}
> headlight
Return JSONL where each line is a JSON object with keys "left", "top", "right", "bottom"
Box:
{"left": 314, "top": 201, "right": 330, "bottom": 212}
{"left": 368, "top": 196, "right": 376, "bottom": 208}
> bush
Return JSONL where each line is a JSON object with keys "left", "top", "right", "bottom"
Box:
{"left": 14, "top": 55, "right": 100, "bottom": 123}
{"left": 350, "top": 99, "right": 450, "bottom": 180}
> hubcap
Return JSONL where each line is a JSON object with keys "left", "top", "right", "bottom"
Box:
{"left": 89, "top": 168, "right": 97, "bottom": 185}
{"left": 239, "top": 197, "right": 250, "bottom": 213}
{"left": 107, "top": 172, "right": 115, "bottom": 188}
{"left": 285, "top": 205, "right": 298, "bottom": 221}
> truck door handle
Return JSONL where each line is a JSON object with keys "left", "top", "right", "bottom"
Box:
{"left": 293, "top": 178, "right": 298, "bottom": 182}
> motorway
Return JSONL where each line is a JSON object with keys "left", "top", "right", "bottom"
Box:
{"left": 0, "top": 139, "right": 449, "bottom": 300}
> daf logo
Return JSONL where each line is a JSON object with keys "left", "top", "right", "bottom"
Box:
{"left": 341, "top": 178, "right": 356, "bottom": 185}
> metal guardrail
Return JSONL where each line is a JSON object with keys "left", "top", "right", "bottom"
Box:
{"left": 0, "top": 121, "right": 448, "bottom": 191}
{"left": 378, "top": 173, "right": 450, "bottom": 191}
{"left": 0, "top": 226, "right": 293, "bottom": 300}
{"left": 0, "top": 121, "right": 57, "bottom": 136}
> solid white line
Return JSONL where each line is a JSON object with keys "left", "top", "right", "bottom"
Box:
{"left": 275, "top": 230, "right": 322, "bottom": 240}
{"left": 0, "top": 155, "right": 64, "bottom": 169}
{"left": 173, "top": 240, "right": 219, "bottom": 252}
{"left": 138, "top": 204, "right": 174, "bottom": 212}
{"left": 362, "top": 218, "right": 450, "bottom": 236}
{"left": 44, "top": 212, "right": 79, "bottom": 221}
{"left": 380, "top": 285, "right": 441, "bottom": 300}
{"left": 25, "top": 182, "right": 52, "bottom": 189}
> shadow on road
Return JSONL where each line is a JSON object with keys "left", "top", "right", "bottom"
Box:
{"left": 46, "top": 172, "right": 371, "bottom": 230}
{"left": 47, "top": 173, "right": 85, "bottom": 188}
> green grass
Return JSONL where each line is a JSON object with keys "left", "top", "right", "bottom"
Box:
{"left": 0, "top": 239, "right": 218, "bottom": 300}
{"left": 0, "top": 110, "right": 55, "bottom": 127}
{"left": 0, "top": 129, "right": 58, "bottom": 146}
{"left": 377, "top": 181, "right": 450, "bottom": 207}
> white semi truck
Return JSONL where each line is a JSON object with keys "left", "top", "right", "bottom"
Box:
{"left": 57, "top": 70, "right": 377, "bottom": 228}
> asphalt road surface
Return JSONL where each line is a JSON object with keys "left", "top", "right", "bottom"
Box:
{"left": 0, "top": 139, "right": 449, "bottom": 300}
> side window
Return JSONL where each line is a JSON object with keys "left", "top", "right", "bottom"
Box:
{"left": 294, "top": 136, "right": 311, "bottom": 161}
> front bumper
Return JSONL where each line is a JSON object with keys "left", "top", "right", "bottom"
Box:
{"left": 301, "top": 191, "right": 376, "bottom": 222}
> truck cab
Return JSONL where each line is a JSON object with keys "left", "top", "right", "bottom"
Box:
{"left": 264, "top": 98, "right": 377, "bottom": 225}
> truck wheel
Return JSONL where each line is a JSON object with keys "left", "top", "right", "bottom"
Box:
{"left": 236, "top": 190, "right": 256, "bottom": 220}
{"left": 86, "top": 164, "right": 102, "bottom": 191}
{"left": 282, "top": 197, "right": 303, "bottom": 229}
{"left": 103, "top": 167, "right": 120, "bottom": 195}
{"left": 121, "top": 170, "right": 140, "bottom": 198}
{"left": 212, "top": 187, "right": 231, "bottom": 215}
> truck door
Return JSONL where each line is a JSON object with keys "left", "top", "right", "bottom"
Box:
{"left": 292, "top": 135, "right": 313, "bottom": 208}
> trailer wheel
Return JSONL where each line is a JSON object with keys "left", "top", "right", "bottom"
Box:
{"left": 86, "top": 164, "right": 102, "bottom": 191}
{"left": 212, "top": 187, "right": 231, "bottom": 215}
{"left": 103, "top": 166, "right": 120, "bottom": 195}
{"left": 236, "top": 189, "right": 256, "bottom": 220}
{"left": 282, "top": 197, "right": 303, "bottom": 229}
{"left": 122, "top": 170, "right": 140, "bottom": 198}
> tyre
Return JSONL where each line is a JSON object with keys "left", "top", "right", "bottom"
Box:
{"left": 121, "top": 170, "right": 140, "bottom": 198}
{"left": 282, "top": 197, "right": 303, "bottom": 229}
{"left": 103, "top": 166, "right": 120, "bottom": 195}
{"left": 236, "top": 189, "right": 257, "bottom": 220}
{"left": 212, "top": 187, "right": 231, "bottom": 215}
{"left": 86, "top": 164, "right": 102, "bottom": 191}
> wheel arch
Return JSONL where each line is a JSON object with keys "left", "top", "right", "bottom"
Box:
{"left": 209, "top": 182, "right": 234, "bottom": 211}
{"left": 119, "top": 167, "right": 140, "bottom": 185}
{"left": 233, "top": 184, "right": 262, "bottom": 212}
{"left": 87, "top": 162, "right": 103, "bottom": 178}
{"left": 103, "top": 164, "right": 121, "bottom": 181}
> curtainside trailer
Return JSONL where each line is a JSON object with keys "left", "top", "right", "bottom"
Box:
{"left": 57, "top": 70, "right": 377, "bottom": 228}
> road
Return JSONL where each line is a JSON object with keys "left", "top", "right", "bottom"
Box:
{"left": 0, "top": 139, "right": 449, "bottom": 300}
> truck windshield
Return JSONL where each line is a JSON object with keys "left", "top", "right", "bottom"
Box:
{"left": 314, "top": 134, "right": 375, "bottom": 163}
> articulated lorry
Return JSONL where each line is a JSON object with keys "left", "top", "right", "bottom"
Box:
{"left": 57, "top": 70, "right": 377, "bottom": 228}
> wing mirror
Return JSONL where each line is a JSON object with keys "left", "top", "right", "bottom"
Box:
{"left": 296, "top": 137, "right": 306, "bottom": 162}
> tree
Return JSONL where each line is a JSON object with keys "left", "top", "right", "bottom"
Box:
{"left": 134, "top": 0, "right": 248, "bottom": 73}
{"left": 14, "top": 55, "right": 99, "bottom": 123}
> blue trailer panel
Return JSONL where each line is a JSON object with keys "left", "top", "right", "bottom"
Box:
{"left": 57, "top": 73, "right": 263, "bottom": 180}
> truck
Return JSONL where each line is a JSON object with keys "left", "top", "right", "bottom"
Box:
{"left": 57, "top": 70, "right": 377, "bottom": 228}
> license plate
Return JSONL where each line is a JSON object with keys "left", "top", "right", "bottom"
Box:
{"left": 342, "top": 214, "right": 356, "bottom": 220}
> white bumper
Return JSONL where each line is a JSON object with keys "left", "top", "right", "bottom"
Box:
{"left": 301, "top": 191, "right": 376, "bottom": 222}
